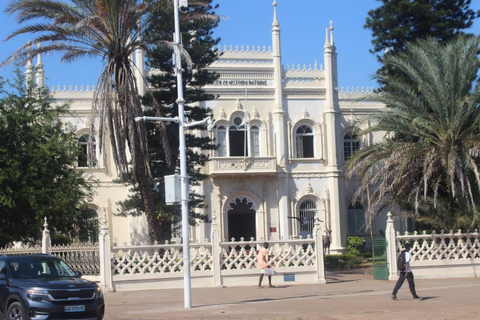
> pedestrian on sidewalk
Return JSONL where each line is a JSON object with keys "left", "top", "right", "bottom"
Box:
{"left": 258, "top": 242, "right": 275, "bottom": 288}
{"left": 392, "top": 242, "right": 421, "bottom": 301}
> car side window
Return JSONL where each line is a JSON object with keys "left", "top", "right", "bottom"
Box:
{"left": 0, "top": 260, "right": 6, "bottom": 276}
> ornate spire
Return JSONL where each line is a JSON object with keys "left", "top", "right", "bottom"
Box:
{"left": 324, "top": 27, "right": 329, "bottom": 47}
{"left": 272, "top": 1, "right": 279, "bottom": 28}
{"left": 35, "top": 43, "right": 45, "bottom": 87}
{"left": 329, "top": 20, "right": 335, "bottom": 47}
{"left": 324, "top": 21, "right": 335, "bottom": 49}
{"left": 25, "top": 42, "right": 34, "bottom": 87}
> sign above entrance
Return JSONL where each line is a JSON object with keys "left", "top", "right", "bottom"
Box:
{"left": 212, "top": 80, "right": 274, "bottom": 86}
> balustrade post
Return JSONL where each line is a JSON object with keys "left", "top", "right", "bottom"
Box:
{"left": 99, "top": 216, "right": 113, "bottom": 291}
{"left": 386, "top": 212, "right": 397, "bottom": 280}
{"left": 211, "top": 214, "right": 223, "bottom": 287}
{"left": 313, "top": 218, "right": 326, "bottom": 284}
{"left": 42, "top": 217, "right": 51, "bottom": 254}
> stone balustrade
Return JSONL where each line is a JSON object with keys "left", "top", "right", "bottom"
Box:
{"left": 386, "top": 212, "right": 480, "bottom": 280}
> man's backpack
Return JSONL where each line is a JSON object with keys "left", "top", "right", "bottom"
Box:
{"left": 397, "top": 250, "right": 406, "bottom": 271}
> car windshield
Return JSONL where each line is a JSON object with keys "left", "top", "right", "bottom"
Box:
{"left": 8, "top": 257, "right": 77, "bottom": 279}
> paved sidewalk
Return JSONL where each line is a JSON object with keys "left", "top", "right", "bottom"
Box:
{"left": 103, "top": 271, "right": 480, "bottom": 320}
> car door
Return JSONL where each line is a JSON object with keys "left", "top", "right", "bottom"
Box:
{"left": 0, "top": 259, "right": 8, "bottom": 316}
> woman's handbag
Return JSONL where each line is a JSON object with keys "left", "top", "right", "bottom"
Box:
{"left": 262, "top": 268, "right": 277, "bottom": 276}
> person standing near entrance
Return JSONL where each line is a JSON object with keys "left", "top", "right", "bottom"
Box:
{"left": 258, "top": 242, "right": 275, "bottom": 288}
{"left": 391, "top": 242, "right": 421, "bottom": 301}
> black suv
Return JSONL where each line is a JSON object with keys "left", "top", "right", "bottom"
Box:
{"left": 0, "top": 254, "right": 104, "bottom": 320}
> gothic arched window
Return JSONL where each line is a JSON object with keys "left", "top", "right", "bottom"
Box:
{"left": 250, "top": 125, "right": 260, "bottom": 157}
{"left": 78, "top": 209, "right": 99, "bottom": 243}
{"left": 216, "top": 126, "right": 226, "bottom": 157}
{"left": 343, "top": 129, "right": 361, "bottom": 161}
{"left": 77, "top": 134, "right": 96, "bottom": 167}
{"left": 229, "top": 116, "right": 247, "bottom": 156}
{"left": 347, "top": 202, "right": 367, "bottom": 235}
{"left": 298, "top": 199, "right": 316, "bottom": 235}
{"left": 295, "top": 125, "right": 314, "bottom": 158}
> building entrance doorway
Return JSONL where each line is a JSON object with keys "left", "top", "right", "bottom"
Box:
{"left": 227, "top": 197, "right": 256, "bottom": 241}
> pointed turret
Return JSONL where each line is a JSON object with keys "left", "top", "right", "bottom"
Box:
{"left": 323, "top": 21, "right": 347, "bottom": 254}
{"left": 271, "top": 0, "right": 283, "bottom": 113}
{"left": 25, "top": 43, "right": 34, "bottom": 88}
{"left": 324, "top": 21, "right": 339, "bottom": 113}
{"left": 271, "top": 0, "right": 289, "bottom": 240}
{"left": 35, "top": 43, "right": 45, "bottom": 88}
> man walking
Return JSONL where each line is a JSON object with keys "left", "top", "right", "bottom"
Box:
{"left": 258, "top": 242, "right": 275, "bottom": 288}
{"left": 392, "top": 242, "right": 421, "bottom": 301}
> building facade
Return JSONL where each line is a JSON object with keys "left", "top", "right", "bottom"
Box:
{"left": 194, "top": 4, "right": 386, "bottom": 253}
{"left": 29, "top": 2, "right": 406, "bottom": 252}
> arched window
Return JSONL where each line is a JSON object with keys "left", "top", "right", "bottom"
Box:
{"left": 347, "top": 202, "right": 367, "bottom": 235}
{"left": 229, "top": 116, "right": 247, "bottom": 156}
{"left": 216, "top": 117, "right": 261, "bottom": 157}
{"left": 250, "top": 125, "right": 260, "bottom": 157}
{"left": 344, "top": 130, "right": 361, "bottom": 161}
{"left": 78, "top": 209, "right": 99, "bottom": 243}
{"left": 77, "top": 134, "right": 96, "bottom": 167}
{"left": 298, "top": 199, "right": 316, "bottom": 237}
{"left": 296, "top": 125, "right": 314, "bottom": 158}
{"left": 216, "top": 126, "right": 226, "bottom": 157}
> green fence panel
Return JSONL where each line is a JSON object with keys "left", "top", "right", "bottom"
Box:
{"left": 372, "top": 237, "right": 388, "bottom": 280}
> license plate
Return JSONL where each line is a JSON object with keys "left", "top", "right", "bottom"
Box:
{"left": 65, "top": 305, "right": 85, "bottom": 312}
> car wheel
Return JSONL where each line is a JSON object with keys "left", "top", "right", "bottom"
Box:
{"left": 7, "top": 301, "right": 24, "bottom": 320}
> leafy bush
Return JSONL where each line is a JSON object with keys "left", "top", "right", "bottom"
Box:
{"left": 324, "top": 236, "right": 367, "bottom": 270}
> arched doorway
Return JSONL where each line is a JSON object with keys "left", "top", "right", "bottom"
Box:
{"left": 227, "top": 197, "right": 256, "bottom": 241}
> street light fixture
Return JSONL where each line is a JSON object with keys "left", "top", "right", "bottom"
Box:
{"left": 134, "top": 0, "right": 212, "bottom": 309}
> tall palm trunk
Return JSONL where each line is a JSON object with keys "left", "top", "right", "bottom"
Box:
{"left": 133, "top": 135, "right": 162, "bottom": 243}
{"left": 114, "top": 62, "right": 162, "bottom": 244}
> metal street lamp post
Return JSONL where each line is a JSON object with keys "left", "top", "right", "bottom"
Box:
{"left": 135, "top": 0, "right": 211, "bottom": 309}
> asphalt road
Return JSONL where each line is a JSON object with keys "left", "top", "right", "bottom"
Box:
{"left": 103, "top": 271, "right": 480, "bottom": 320}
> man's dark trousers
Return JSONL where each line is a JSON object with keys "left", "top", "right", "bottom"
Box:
{"left": 393, "top": 272, "right": 418, "bottom": 297}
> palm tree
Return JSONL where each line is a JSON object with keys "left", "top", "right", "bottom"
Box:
{"left": 2, "top": 0, "right": 217, "bottom": 243}
{"left": 346, "top": 35, "right": 480, "bottom": 231}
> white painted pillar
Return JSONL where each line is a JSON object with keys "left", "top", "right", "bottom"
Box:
{"left": 99, "top": 217, "right": 113, "bottom": 291}
{"left": 324, "top": 22, "right": 347, "bottom": 253}
{"left": 386, "top": 212, "right": 398, "bottom": 280}
{"left": 271, "top": 1, "right": 289, "bottom": 239}
{"left": 42, "top": 217, "right": 51, "bottom": 254}
{"left": 314, "top": 218, "right": 326, "bottom": 284}
{"left": 210, "top": 214, "right": 222, "bottom": 287}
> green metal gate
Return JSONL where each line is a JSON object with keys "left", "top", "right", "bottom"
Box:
{"left": 372, "top": 237, "right": 388, "bottom": 280}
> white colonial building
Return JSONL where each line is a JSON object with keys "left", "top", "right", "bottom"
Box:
{"left": 194, "top": 4, "right": 388, "bottom": 253}
{"left": 28, "top": 2, "right": 407, "bottom": 253}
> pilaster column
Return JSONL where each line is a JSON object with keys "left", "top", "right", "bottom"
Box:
{"left": 386, "top": 212, "right": 398, "bottom": 280}
{"left": 313, "top": 217, "right": 326, "bottom": 283}
{"left": 324, "top": 22, "right": 346, "bottom": 253}
{"left": 99, "top": 215, "right": 113, "bottom": 291}
{"left": 42, "top": 217, "right": 51, "bottom": 254}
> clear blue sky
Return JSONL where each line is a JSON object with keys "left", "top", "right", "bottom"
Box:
{"left": 1, "top": 0, "right": 480, "bottom": 90}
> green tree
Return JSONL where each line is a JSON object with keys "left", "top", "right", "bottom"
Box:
{"left": 0, "top": 73, "right": 94, "bottom": 247}
{"left": 364, "top": 0, "right": 479, "bottom": 87}
{"left": 117, "top": 0, "right": 219, "bottom": 240}
{"left": 2, "top": 0, "right": 218, "bottom": 243}
{"left": 346, "top": 35, "right": 480, "bottom": 231}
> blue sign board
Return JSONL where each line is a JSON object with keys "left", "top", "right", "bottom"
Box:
{"left": 283, "top": 274, "right": 295, "bottom": 282}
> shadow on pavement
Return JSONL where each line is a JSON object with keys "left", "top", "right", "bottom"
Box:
{"left": 196, "top": 294, "right": 320, "bottom": 309}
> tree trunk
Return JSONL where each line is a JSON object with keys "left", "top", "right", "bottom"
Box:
{"left": 133, "top": 134, "right": 162, "bottom": 244}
